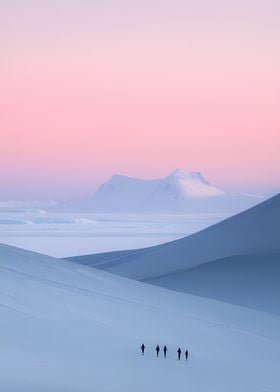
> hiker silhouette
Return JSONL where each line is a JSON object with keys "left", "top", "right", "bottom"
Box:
{"left": 156, "top": 345, "right": 160, "bottom": 357}
{"left": 141, "top": 344, "right": 145, "bottom": 355}
{"left": 185, "top": 349, "right": 189, "bottom": 360}
{"left": 177, "top": 347, "right": 182, "bottom": 360}
{"left": 163, "top": 345, "right": 168, "bottom": 358}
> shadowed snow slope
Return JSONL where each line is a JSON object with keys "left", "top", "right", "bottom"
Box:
{"left": 57, "top": 169, "right": 262, "bottom": 213}
{"left": 69, "top": 194, "right": 280, "bottom": 313}
{"left": 145, "top": 253, "right": 280, "bottom": 314}
{"left": 1, "top": 243, "right": 280, "bottom": 391}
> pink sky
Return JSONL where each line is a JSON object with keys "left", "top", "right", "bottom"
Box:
{"left": 0, "top": 1, "right": 279, "bottom": 199}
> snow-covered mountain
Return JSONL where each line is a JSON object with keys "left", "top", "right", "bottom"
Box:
{"left": 1, "top": 243, "right": 280, "bottom": 391}
{"left": 149, "top": 169, "right": 225, "bottom": 199}
{"left": 57, "top": 169, "right": 262, "bottom": 213}
{"left": 69, "top": 193, "right": 280, "bottom": 314}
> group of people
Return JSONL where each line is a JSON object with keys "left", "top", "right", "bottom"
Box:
{"left": 141, "top": 344, "right": 189, "bottom": 361}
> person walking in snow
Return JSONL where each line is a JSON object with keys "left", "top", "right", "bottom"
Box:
{"left": 177, "top": 347, "right": 182, "bottom": 360}
{"left": 185, "top": 349, "right": 189, "bottom": 361}
{"left": 156, "top": 345, "right": 160, "bottom": 357}
{"left": 163, "top": 345, "right": 168, "bottom": 358}
{"left": 141, "top": 344, "right": 145, "bottom": 355}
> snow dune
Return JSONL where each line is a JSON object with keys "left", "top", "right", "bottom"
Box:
{"left": 1, "top": 243, "right": 280, "bottom": 391}
{"left": 69, "top": 193, "right": 280, "bottom": 277}
{"left": 69, "top": 193, "right": 280, "bottom": 313}
{"left": 146, "top": 253, "right": 280, "bottom": 314}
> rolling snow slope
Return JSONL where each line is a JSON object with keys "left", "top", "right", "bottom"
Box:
{"left": 69, "top": 194, "right": 280, "bottom": 313}
{"left": 57, "top": 169, "right": 262, "bottom": 213}
{"left": 69, "top": 193, "right": 280, "bottom": 278}
{"left": 145, "top": 253, "right": 280, "bottom": 314}
{"left": 0, "top": 243, "right": 280, "bottom": 392}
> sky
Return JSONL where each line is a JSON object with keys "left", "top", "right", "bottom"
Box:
{"left": 0, "top": 0, "right": 279, "bottom": 199}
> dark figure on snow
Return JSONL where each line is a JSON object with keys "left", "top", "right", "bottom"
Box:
{"left": 163, "top": 345, "right": 168, "bottom": 358}
{"left": 141, "top": 344, "right": 145, "bottom": 355}
{"left": 177, "top": 347, "right": 182, "bottom": 360}
{"left": 185, "top": 349, "right": 189, "bottom": 361}
{"left": 156, "top": 345, "right": 160, "bottom": 357}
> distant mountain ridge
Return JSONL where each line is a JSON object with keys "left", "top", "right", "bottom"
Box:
{"left": 57, "top": 169, "right": 262, "bottom": 213}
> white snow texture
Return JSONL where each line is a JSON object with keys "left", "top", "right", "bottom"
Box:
{"left": 1, "top": 193, "right": 279, "bottom": 391}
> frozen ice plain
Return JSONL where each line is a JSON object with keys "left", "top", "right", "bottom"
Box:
{"left": 0, "top": 210, "right": 227, "bottom": 257}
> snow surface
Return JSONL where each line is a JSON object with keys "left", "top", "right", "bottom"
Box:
{"left": 56, "top": 169, "right": 262, "bottom": 213}
{"left": 70, "top": 194, "right": 280, "bottom": 313}
{"left": 1, "top": 243, "right": 280, "bottom": 391}
{"left": 0, "top": 211, "right": 226, "bottom": 257}
{"left": 70, "top": 194, "right": 280, "bottom": 278}
{"left": 152, "top": 169, "right": 225, "bottom": 198}
{"left": 145, "top": 253, "right": 280, "bottom": 314}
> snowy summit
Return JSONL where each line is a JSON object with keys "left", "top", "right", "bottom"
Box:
{"left": 58, "top": 169, "right": 262, "bottom": 213}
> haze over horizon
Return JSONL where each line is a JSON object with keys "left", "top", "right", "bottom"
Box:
{"left": 0, "top": 168, "right": 278, "bottom": 201}
{"left": 1, "top": 1, "right": 279, "bottom": 199}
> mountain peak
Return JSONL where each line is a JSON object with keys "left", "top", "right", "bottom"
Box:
{"left": 56, "top": 169, "right": 263, "bottom": 213}
{"left": 170, "top": 169, "right": 210, "bottom": 185}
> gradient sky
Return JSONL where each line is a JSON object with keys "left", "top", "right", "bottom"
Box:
{"left": 1, "top": 0, "right": 279, "bottom": 199}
